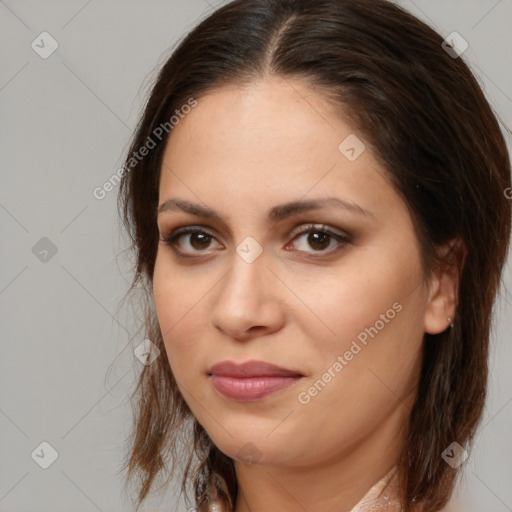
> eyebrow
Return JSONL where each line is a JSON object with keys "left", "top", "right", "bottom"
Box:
{"left": 157, "top": 197, "right": 375, "bottom": 221}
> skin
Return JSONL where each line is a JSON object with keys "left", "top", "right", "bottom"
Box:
{"left": 153, "top": 75, "right": 459, "bottom": 512}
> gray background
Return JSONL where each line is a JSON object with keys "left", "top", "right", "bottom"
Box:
{"left": 1, "top": 1, "right": 511, "bottom": 511}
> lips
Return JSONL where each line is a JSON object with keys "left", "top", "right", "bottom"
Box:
{"left": 208, "top": 360, "right": 304, "bottom": 378}
{"left": 207, "top": 360, "right": 304, "bottom": 402}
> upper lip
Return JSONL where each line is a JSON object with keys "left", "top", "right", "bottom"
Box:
{"left": 208, "top": 360, "right": 304, "bottom": 378}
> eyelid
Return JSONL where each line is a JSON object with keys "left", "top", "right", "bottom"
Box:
{"left": 288, "top": 223, "right": 349, "bottom": 241}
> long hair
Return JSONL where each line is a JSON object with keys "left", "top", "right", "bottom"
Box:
{"left": 117, "top": 1, "right": 512, "bottom": 510}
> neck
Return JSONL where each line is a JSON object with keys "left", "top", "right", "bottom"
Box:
{"left": 233, "top": 399, "right": 409, "bottom": 512}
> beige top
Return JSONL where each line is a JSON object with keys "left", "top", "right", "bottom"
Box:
{"left": 213, "top": 466, "right": 456, "bottom": 511}
{"left": 350, "top": 466, "right": 404, "bottom": 512}
{"left": 350, "top": 467, "right": 458, "bottom": 512}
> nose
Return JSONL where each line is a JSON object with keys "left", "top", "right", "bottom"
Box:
{"left": 211, "top": 250, "right": 286, "bottom": 342}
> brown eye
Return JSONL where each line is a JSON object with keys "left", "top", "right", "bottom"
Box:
{"left": 306, "top": 232, "right": 331, "bottom": 251}
{"left": 287, "top": 224, "right": 351, "bottom": 255}
{"left": 160, "top": 227, "right": 223, "bottom": 256}
{"left": 188, "top": 232, "right": 213, "bottom": 250}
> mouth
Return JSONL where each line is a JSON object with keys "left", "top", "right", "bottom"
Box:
{"left": 207, "top": 360, "right": 305, "bottom": 402}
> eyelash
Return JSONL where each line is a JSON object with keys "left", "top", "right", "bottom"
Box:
{"left": 159, "top": 224, "right": 351, "bottom": 259}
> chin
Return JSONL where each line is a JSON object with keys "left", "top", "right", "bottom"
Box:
{"left": 212, "top": 431, "right": 306, "bottom": 468}
{"left": 202, "top": 430, "right": 273, "bottom": 464}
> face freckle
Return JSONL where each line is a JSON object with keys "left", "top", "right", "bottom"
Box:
{"left": 152, "top": 75, "right": 431, "bottom": 471}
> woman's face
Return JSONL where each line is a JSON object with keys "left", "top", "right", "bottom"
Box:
{"left": 153, "top": 76, "right": 444, "bottom": 468}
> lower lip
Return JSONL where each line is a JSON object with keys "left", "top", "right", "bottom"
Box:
{"left": 210, "top": 375, "right": 303, "bottom": 402}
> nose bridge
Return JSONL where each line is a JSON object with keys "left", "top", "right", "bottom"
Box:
{"left": 220, "top": 243, "right": 269, "bottom": 308}
{"left": 220, "top": 227, "right": 268, "bottom": 293}
{"left": 211, "top": 242, "right": 283, "bottom": 338}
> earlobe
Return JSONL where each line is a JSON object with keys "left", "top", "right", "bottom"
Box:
{"left": 423, "top": 278, "right": 457, "bottom": 334}
{"left": 423, "top": 238, "right": 466, "bottom": 335}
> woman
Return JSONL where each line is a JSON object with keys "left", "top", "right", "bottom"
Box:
{"left": 117, "top": 0, "right": 511, "bottom": 511}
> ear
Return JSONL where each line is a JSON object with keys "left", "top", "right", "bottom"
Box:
{"left": 424, "top": 238, "right": 466, "bottom": 334}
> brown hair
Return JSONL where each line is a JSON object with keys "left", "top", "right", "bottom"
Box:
{"left": 117, "top": 1, "right": 511, "bottom": 511}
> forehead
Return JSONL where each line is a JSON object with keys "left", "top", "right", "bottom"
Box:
{"left": 158, "top": 76, "right": 403, "bottom": 224}
{"left": 164, "top": 77, "right": 347, "bottom": 163}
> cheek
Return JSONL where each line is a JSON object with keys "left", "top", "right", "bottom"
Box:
{"left": 152, "top": 257, "right": 207, "bottom": 376}
{"left": 292, "top": 250, "right": 425, "bottom": 404}
{"left": 292, "top": 304, "right": 422, "bottom": 459}
{"left": 291, "top": 258, "right": 416, "bottom": 358}
{"left": 153, "top": 251, "right": 211, "bottom": 331}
